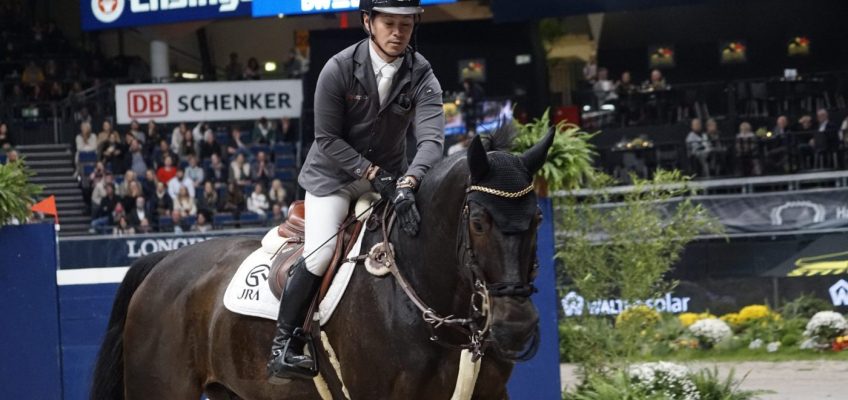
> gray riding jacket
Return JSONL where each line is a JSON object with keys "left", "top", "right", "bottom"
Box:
{"left": 299, "top": 39, "right": 445, "bottom": 196}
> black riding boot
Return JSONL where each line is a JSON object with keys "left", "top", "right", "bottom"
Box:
{"left": 267, "top": 259, "right": 322, "bottom": 383}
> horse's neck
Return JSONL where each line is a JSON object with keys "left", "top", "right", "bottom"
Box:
{"left": 389, "top": 163, "right": 472, "bottom": 314}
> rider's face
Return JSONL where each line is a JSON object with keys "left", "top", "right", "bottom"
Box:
{"left": 365, "top": 12, "right": 414, "bottom": 61}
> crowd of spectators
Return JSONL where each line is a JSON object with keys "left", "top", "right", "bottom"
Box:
{"left": 77, "top": 117, "right": 299, "bottom": 235}
{"left": 683, "top": 109, "right": 848, "bottom": 178}
{"left": 581, "top": 57, "right": 673, "bottom": 126}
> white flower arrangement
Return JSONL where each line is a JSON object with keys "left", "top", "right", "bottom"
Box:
{"left": 803, "top": 311, "right": 848, "bottom": 348}
{"left": 748, "top": 338, "right": 763, "bottom": 349}
{"left": 799, "top": 338, "right": 818, "bottom": 350}
{"left": 766, "top": 341, "right": 781, "bottom": 353}
{"left": 629, "top": 362, "right": 700, "bottom": 400}
{"left": 689, "top": 318, "right": 732, "bottom": 347}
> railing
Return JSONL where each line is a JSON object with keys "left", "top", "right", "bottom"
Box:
{"left": 577, "top": 70, "right": 848, "bottom": 129}
{"left": 595, "top": 132, "right": 848, "bottom": 186}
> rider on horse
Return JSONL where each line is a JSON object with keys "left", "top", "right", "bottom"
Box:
{"left": 267, "top": 0, "right": 445, "bottom": 382}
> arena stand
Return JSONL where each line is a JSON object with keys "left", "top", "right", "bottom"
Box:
{"left": 1, "top": 19, "right": 301, "bottom": 236}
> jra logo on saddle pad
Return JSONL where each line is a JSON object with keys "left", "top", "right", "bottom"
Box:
{"left": 223, "top": 226, "right": 368, "bottom": 325}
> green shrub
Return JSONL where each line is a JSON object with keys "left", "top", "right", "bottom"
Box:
{"left": 512, "top": 109, "right": 596, "bottom": 192}
{"left": 779, "top": 294, "right": 833, "bottom": 320}
{"left": 689, "top": 367, "right": 768, "bottom": 400}
{"left": 0, "top": 159, "right": 42, "bottom": 226}
{"left": 565, "top": 366, "right": 766, "bottom": 400}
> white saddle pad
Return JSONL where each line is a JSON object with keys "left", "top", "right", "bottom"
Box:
{"left": 223, "top": 223, "right": 368, "bottom": 326}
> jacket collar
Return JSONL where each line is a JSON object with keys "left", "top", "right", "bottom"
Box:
{"left": 353, "top": 38, "right": 414, "bottom": 112}
{"left": 353, "top": 39, "right": 379, "bottom": 109}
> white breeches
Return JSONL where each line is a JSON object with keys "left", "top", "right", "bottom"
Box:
{"left": 303, "top": 178, "right": 372, "bottom": 276}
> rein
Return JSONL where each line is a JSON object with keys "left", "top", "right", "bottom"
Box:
{"left": 370, "top": 182, "right": 539, "bottom": 362}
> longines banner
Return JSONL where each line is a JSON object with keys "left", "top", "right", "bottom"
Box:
{"left": 59, "top": 229, "right": 265, "bottom": 269}
{"left": 115, "top": 80, "right": 303, "bottom": 124}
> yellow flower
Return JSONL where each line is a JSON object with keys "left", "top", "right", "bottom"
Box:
{"left": 738, "top": 305, "right": 777, "bottom": 324}
{"left": 720, "top": 312, "right": 741, "bottom": 327}
{"left": 616, "top": 305, "right": 661, "bottom": 329}
{"left": 679, "top": 313, "right": 699, "bottom": 327}
{"left": 699, "top": 312, "right": 716, "bottom": 319}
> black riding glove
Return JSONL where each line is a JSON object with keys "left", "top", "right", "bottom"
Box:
{"left": 393, "top": 187, "right": 420, "bottom": 236}
{"left": 370, "top": 169, "right": 396, "bottom": 200}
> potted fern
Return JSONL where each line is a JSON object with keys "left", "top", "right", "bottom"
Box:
{"left": 0, "top": 158, "right": 42, "bottom": 227}
{"left": 513, "top": 109, "right": 596, "bottom": 196}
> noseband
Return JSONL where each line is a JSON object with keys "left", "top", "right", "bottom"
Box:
{"left": 370, "top": 181, "right": 539, "bottom": 362}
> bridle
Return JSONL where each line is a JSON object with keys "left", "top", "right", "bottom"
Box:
{"left": 370, "top": 181, "right": 540, "bottom": 362}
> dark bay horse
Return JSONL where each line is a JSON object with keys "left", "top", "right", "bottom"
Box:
{"left": 91, "top": 126, "right": 554, "bottom": 399}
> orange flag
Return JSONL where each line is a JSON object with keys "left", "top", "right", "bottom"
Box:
{"left": 31, "top": 195, "right": 58, "bottom": 223}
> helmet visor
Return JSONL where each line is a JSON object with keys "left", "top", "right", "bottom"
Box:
{"left": 372, "top": 6, "right": 424, "bottom": 14}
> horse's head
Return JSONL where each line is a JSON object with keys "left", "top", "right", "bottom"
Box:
{"left": 462, "top": 127, "right": 555, "bottom": 359}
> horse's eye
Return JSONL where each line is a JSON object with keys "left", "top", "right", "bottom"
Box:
{"left": 471, "top": 220, "right": 485, "bottom": 234}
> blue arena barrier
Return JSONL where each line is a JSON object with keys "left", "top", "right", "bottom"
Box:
{"left": 0, "top": 223, "right": 63, "bottom": 399}
{"left": 507, "top": 196, "right": 562, "bottom": 399}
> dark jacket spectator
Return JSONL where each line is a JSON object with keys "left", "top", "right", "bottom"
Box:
{"left": 127, "top": 197, "right": 151, "bottom": 228}
{"left": 251, "top": 151, "right": 274, "bottom": 187}
{"left": 100, "top": 132, "right": 127, "bottom": 175}
{"left": 205, "top": 153, "right": 228, "bottom": 189}
{"left": 219, "top": 182, "right": 245, "bottom": 213}
{"left": 225, "top": 52, "right": 243, "bottom": 81}
{"left": 252, "top": 117, "right": 275, "bottom": 144}
{"left": 150, "top": 182, "right": 173, "bottom": 221}
{"left": 199, "top": 130, "right": 222, "bottom": 161}
{"left": 0, "top": 122, "right": 13, "bottom": 150}
{"left": 152, "top": 139, "right": 178, "bottom": 170}
{"left": 243, "top": 57, "right": 261, "bottom": 80}
{"left": 198, "top": 181, "right": 219, "bottom": 213}
{"left": 95, "top": 188, "right": 119, "bottom": 224}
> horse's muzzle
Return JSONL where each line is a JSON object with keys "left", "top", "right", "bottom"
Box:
{"left": 488, "top": 296, "right": 539, "bottom": 359}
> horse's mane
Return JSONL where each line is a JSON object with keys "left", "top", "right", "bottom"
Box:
{"left": 419, "top": 121, "right": 518, "bottom": 198}
{"left": 481, "top": 120, "right": 517, "bottom": 152}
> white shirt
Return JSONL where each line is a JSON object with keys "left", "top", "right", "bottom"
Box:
{"left": 247, "top": 192, "right": 269, "bottom": 215}
{"left": 369, "top": 41, "right": 403, "bottom": 83}
{"left": 167, "top": 176, "right": 196, "bottom": 200}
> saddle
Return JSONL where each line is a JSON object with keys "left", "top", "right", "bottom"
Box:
{"left": 268, "top": 198, "right": 374, "bottom": 303}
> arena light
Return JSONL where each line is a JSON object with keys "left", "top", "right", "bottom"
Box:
{"left": 181, "top": 72, "right": 199, "bottom": 80}
{"left": 264, "top": 62, "right": 277, "bottom": 72}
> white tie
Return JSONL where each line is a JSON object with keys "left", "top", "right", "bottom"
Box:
{"left": 377, "top": 63, "right": 397, "bottom": 107}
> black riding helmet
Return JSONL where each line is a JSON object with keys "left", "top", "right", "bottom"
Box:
{"left": 360, "top": 0, "right": 423, "bottom": 58}
{"left": 360, "top": 0, "right": 424, "bottom": 15}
